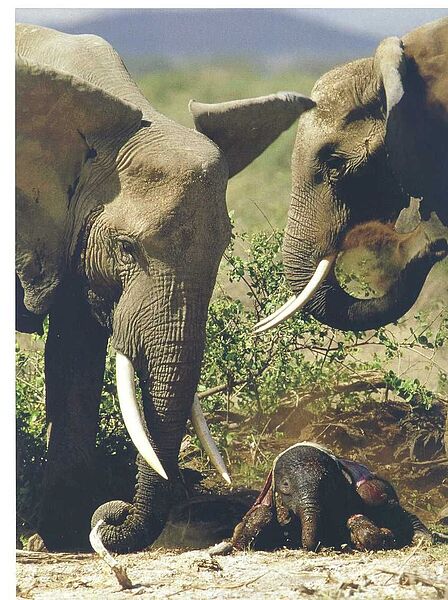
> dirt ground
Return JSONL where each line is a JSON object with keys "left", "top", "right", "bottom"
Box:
{"left": 16, "top": 544, "right": 448, "bottom": 599}
{"left": 16, "top": 399, "right": 448, "bottom": 599}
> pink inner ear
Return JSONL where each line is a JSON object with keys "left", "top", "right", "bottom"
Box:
{"left": 253, "top": 471, "right": 273, "bottom": 508}
{"left": 338, "top": 458, "right": 374, "bottom": 488}
{"left": 357, "top": 479, "right": 390, "bottom": 507}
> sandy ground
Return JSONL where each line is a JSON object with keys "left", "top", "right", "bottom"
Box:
{"left": 16, "top": 544, "right": 448, "bottom": 600}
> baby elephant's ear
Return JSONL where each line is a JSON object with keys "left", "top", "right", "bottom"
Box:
{"left": 275, "top": 492, "right": 291, "bottom": 526}
{"left": 189, "top": 92, "right": 315, "bottom": 177}
{"left": 16, "top": 56, "right": 142, "bottom": 315}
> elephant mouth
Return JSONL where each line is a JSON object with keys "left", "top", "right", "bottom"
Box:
{"left": 113, "top": 350, "right": 231, "bottom": 484}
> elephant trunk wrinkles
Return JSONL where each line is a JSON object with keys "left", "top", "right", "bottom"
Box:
{"left": 298, "top": 506, "right": 321, "bottom": 551}
{"left": 92, "top": 280, "right": 209, "bottom": 553}
{"left": 283, "top": 201, "right": 441, "bottom": 331}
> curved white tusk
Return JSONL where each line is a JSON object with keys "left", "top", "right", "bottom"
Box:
{"left": 115, "top": 351, "right": 168, "bottom": 480}
{"left": 191, "top": 394, "right": 232, "bottom": 485}
{"left": 254, "top": 256, "right": 336, "bottom": 334}
{"left": 255, "top": 295, "right": 298, "bottom": 328}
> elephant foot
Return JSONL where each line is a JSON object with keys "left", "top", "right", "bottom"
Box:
{"left": 411, "top": 529, "right": 434, "bottom": 547}
{"left": 38, "top": 467, "right": 101, "bottom": 551}
{"left": 38, "top": 517, "right": 94, "bottom": 552}
{"left": 347, "top": 514, "right": 396, "bottom": 551}
{"left": 231, "top": 504, "right": 274, "bottom": 550}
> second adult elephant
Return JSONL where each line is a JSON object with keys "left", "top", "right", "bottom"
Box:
{"left": 194, "top": 18, "right": 448, "bottom": 333}
{"left": 16, "top": 23, "right": 312, "bottom": 553}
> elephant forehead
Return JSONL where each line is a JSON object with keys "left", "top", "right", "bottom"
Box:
{"left": 311, "top": 58, "right": 378, "bottom": 123}
{"left": 101, "top": 166, "right": 230, "bottom": 263}
{"left": 106, "top": 127, "right": 228, "bottom": 233}
{"left": 116, "top": 122, "right": 227, "bottom": 182}
{"left": 106, "top": 176, "right": 226, "bottom": 237}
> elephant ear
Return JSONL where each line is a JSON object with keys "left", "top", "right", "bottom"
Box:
{"left": 374, "top": 21, "right": 448, "bottom": 212}
{"left": 189, "top": 92, "right": 315, "bottom": 177}
{"left": 16, "top": 55, "right": 142, "bottom": 315}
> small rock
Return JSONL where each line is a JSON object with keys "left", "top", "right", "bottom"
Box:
{"left": 25, "top": 533, "right": 47, "bottom": 552}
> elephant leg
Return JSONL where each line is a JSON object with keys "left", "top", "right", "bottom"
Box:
{"left": 389, "top": 507, "right": 433, "bottom": 547}
{"left": 231, "top": 504, "right": 275, "bottom": 550}
{"left": 347, "top": 514, "right": 396, "bottom": 551}
{"left": 38, "top": 280, "right": 108, "bottom": 551}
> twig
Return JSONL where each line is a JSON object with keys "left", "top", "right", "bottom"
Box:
{"left": 379, "top": 569, "right": 446, "bottom": 597}
{"left": 383, "top": 537, "right": 424, "bottom": 585}
{"left": 166, "top": 570, "right": 272, "bottom": 597}
{"left": 408, "top": 457, "right": 448, "bottom": 466}
{"left": 16, "top": 550, "right": 91, "bottom": 563}
{"left": 224, "top": 570, "right": 273, "bottom": 589}
{"left": 89, "top": 520, "right": 133, "bottom": 590}
{"left": 197, "top": 379, "right": 246, "bottom": 400}
{"left": 251, "top": 200, "right": 276, "bottom": 233}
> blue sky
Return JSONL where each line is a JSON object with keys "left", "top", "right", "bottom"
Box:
{"left": 297, "top": 8, "right": 447, "bottom": 37}
{"left": 15, "top": 7, "right": 448, "bottom": 38}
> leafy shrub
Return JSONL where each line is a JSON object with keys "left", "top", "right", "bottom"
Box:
{"left": 16, "top": 229, "right": 447, "bottom": 527}
{"left": 200, "top": 229, "right": 447, "bottom": 415}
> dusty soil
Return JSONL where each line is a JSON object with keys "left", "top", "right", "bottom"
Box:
{"left": 17, "top": 399, "right": 448, "bottom": 599}
{"left": 16, "top": 545, "right": 448, "bottom": 599}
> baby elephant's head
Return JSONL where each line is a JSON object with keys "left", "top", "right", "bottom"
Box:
{"left": 273, "top": 444, "right": 350, "bottom": 550}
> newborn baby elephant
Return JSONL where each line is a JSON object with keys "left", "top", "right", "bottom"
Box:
{"left": 229, "top": 442, "right": 431, "bottom": 552}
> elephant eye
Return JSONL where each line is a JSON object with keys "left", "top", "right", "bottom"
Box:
{"left": 279, "top": 479, "right": 291, "bottom": 494}
{"left": 117, "top": 237, "right": 137, "bottom": 264}
{"left": 327, "top": 155, "right": 346, "bottom": 173}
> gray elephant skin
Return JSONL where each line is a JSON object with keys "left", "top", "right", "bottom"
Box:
{"left": 230, "top": 443, "right": 430, "bottom": 552}
{"left": 283, "top": 17, "right": 448, "bottom": 330}
{"left": 16, "top": 23, "right": 312, "bottom": 552}
{"left": 195, "top": 18, "right": 448, "bottom": 334}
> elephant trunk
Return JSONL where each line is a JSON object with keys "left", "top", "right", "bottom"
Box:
{"left": 298, "top": 506, "right": 321, "bottom": 551}
{"left": 91, "top": 279, "right": 209, "bottom": 553}
{"left": 282, "top": 201, "right": 446, "bottom": 331}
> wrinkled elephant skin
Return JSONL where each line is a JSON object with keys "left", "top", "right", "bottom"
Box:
{"left": 262, "top": 18, "right": 448, "bottom": 332}
{"left": 230, "top": 443, "right": 431, "bottom": 552}
{"left": 16, "top": 23, "right": 311, "bottom": 552}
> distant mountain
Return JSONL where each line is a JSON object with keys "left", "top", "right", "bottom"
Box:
{"left": 20, "top": 9, "right": 380, "bottom": 66}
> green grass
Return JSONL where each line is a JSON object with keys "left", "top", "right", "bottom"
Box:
{"left": 136, "top": 62, "right": 317, "bottom": 232}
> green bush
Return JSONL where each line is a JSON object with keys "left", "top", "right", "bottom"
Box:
{"left": 200, "top": 230, "right": 447, "bottom": 417}
{"left": 16, "top": 228, "right": 447, "bottom": 528}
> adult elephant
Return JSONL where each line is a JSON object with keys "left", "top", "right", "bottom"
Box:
{"left": 197, "top": 18, "right": 448, "bottom": 333}
{"left": 16, "top": 23, "right": 312, "bottom": 552}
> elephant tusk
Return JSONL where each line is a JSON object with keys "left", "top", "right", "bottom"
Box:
{"left": 115, "top": 351, "right": 168, "bottom": 480}
{"left": 191, "top": 394, "right": 232, "bottom": 485}
{"left": 254, "top": 295, "right": 298, "bottom": 328}
{"left": 254, "top": 256, "right": 336, "bottom": 334}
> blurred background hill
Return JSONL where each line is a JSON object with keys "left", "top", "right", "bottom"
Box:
{"left": 15, "top": 7, "right": 448, "bottom": 233}
{"left": 16, "top": 8, "right": 379, "bottom": 69}
{"left": 16, "top": 8, "right": 448, "bottom": 68}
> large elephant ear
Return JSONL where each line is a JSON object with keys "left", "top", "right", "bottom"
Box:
{"left": 189, "top": 92, "right": 315, "bottom": 177}
{"left": 374, "top": 20, "right": 448, "bottom": 209}
{"left": 16, "top": 55, "right": 142, "bottom": 315}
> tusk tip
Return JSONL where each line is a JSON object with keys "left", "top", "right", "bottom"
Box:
{"left": 156, "top": 465, "right": 169, "bottom": 480}
{"left": 222, "top": 472, "right": 232, "bottom": 485}
{"left": 140, "top": 451, "right": 169, "bottom": 480}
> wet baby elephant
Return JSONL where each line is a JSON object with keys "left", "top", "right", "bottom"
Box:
{"left": 228, "top": 442, "right": 431, "bottom": 552}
